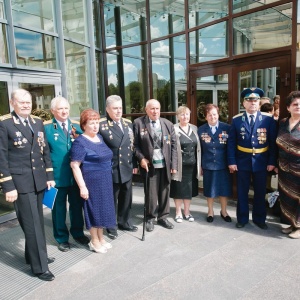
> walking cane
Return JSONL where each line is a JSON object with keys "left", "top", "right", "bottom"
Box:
{"left": 142, "top": 171, "right": 148, "bottom": 241}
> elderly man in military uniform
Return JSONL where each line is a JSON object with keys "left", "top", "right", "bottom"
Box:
{"left": 99, "top": 95, "right": 138, "bottom": 239}
{"left": 44, "top": 96, "right": 89, "bottom": 252}
{"left": 0, "top": 89, "right": 55, "bottom": 281}
{"left": 227, "top": 88, "right": 277, "bottom": 229}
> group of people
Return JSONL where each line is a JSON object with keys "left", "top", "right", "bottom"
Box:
{"left": 0, "top": 87, "right": 299, "bottom": 282}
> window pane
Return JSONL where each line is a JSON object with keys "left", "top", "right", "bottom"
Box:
{"left": 233, "top": 3, "right": 292, "bottom": 55}
{"left": 190, "top": 21, "right": 228, "bottom": 64}
{"left": 0, "top": 81, "right": 9, "bottom": 115}
{"left": 150, "top": 0, "right": 185, "bottom": 38}
{"left": 0, "top": 0, "right": 5, "bottom": 19}
{"left": 123, "top": 46, "right": 145, "bottom": 114}
{"left": 62, "top": 0, "right": 87, "bottom": 43}
{"left": 151, "top": 40, "right": 172, "bottom": 112}
{"left": 103, "top": 4, "right": 116, "bottom": 49}
{"left": 11, "top": 0, "right": 54, "bottom": 32}
{"left": 233, "top": 0, "right": 281, "bottom": 14}
{"left": 189, "top": 0, "right": 228, "bottom": 28}
{"left": 106, "top": 52, "right": 119, "bottom": 95}
{"left": 0, "top": 24, "right": 9, "bottom": 64}
{"left": 64, "top": 41, "right": 91, "bottom": 117}
{"left": 14, "top": 28, "right": 57, "bottom": 69}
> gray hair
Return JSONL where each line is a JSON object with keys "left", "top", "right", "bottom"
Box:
{"left": 145, "top": 99, "right": 160, "bottom": 108}
{"left": 11, "top": 88, "right": 32, "bottom": 102}
{"left": 106, "top": 95, "right": 122, "bottom": 107}
{"left": 50, "top": 96, "right": 70, "bottom": 110}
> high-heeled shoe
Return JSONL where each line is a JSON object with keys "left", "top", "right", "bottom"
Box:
{"left": 101, "top": 241, "right": 112, "bottom": 249}
{"left": 88, "top": 242, "right": 107, "bottom": 253}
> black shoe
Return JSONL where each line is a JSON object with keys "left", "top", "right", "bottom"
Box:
{"left": 236, "top": 222, "right": 246, "bottom": 228}
{"left": 118, "top": 224, "right": 138, "bottom": 232}
{"left": 26, "top": 257, "right": 55, "bottom": 265}
{"left": 36, "top": 270, "right": 55, "bottom": 281}
{"left": 58, "top": 242, "right": 70, "bottom": 252}
{"left": 74, "top": 235, "right": 90, "bottom": 245}
{"left": 220, "top": 212, "right": 232, "bottom": 222}
{"left": 146, "top": 220, "right": 154, "bottom": 232}
{"left": 106, "top": 229, "right": 118, "bottom": 240}
{"left": 207, "top": 216, "right": 214, "bottom": 223}
{"left": 253, "top": 221, "right": 268, "bottom": 230}
{"left": 157, "top": 219, "right": 174, "bottom": 229}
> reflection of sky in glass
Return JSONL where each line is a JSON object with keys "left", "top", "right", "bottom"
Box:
{"left": 14, "top": 28, "right": 43, "bottom": 59}
{"left": 12, "top": 0, "right": 54, "bottom": 31}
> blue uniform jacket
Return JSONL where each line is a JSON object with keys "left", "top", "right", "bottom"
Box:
{"left": 227, "top": 111, "right": 277, "bottom": 172}
{"left": 198, "top": 121, "right": 230, "bottom": 170}
{"left": 44, "top": 118, "right": 82, "bottom": 187}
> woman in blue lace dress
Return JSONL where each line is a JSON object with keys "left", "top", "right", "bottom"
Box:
{"left": 70, "top": 109, "right": 116, "bottom": 253}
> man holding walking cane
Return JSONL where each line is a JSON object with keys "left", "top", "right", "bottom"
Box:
{"left": 133, "top": 99, "right": 178, "bottom": 233}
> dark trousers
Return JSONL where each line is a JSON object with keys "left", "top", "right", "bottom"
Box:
{"left": 237, "top": 170, "right": 267, "bottom": 224}
{"left": 51, "top": 185, "right": 84, "bottom": 243}
{"left": 145, "top": 168, "right": 170, "bottom": 221}
{"left": 14, "top": 191, "right": 48, "bottom": 274}
{"left": 113, "top": 179, "right": 133, "bottom": 227}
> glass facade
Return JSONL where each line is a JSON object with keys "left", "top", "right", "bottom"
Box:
{"left": 0, "top": 0, "right": 299, "bottom": 222}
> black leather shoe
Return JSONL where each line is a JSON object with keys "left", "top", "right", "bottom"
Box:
{"left": 58, "top": 242, "right": 70, "bottom": 252}
{"left": 253, "top": 221, "right": 268, "bottom": 230}
{"left": 26, "top": 257, "right": 55, "bottom": 265}
{"left": 207, "top": 216, "right": 214, "bottom": 223}
{"left": 74, "top": 235, "right": 90, "bottom": 245}
{"left": 118, "top": 224, "right": 138, "bottom": 232}
{"left": 146, "top": 220, "right": 154, "bottom": 232}
{"left": 157, "top": 219, "right": 174, "bottom": 229}
{"left": 36, "top": 270, "right": 55, "bottom": 281}
{"left": 106, "top": 229, "right": 118, "bottom": 240}
{"left": 220, "top": 212, "right": 232, "bottom": 222}
{"left": 236, "top": 222, "right": 246, "bottom": 228}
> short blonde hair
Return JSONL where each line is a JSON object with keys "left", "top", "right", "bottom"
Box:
{"left": 176, "top": 105, "right": 190, "bottom": 116}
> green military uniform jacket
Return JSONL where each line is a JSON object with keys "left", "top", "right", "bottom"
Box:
{"left": 44, "top": 118, "right": 82, "bottom": 187}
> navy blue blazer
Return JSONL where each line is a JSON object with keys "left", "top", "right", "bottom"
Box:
{"left": 198, "top": 121, "right": 230, "bottom": 170}
{"left": 227, "top": 111, "right": 277, "bottom": 172}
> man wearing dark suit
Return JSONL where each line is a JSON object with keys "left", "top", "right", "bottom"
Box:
{"left": 227, "top": 88, "right": 277, "bottom": 229}
{"left": 0, "top": 89, "right": 55, "bottom": 281}
{"left": 133, "top": 99, "right": 178, "bottom": 232}
{"left": 44, "top": 96, "right": 89, "bottom": 252}
{"left": 99, "top": 95, "right": 138, "bottom": 239}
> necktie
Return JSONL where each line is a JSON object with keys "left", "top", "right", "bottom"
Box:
{"left": 211, "top": 126, "right": 217, "bottom": 135}
{"left": 151, "top": 120, "right": 156, "bottom": 128}
{"left": 62, "top": 122, "right": 68, "bottom": 137}
{"left": 249, "top": 115, "right": 254, "bottom": 129}
{"left": 116, "top": 121, "right": 123, "bottom": 133}
{"left": 24, "top": 119, "right": 33, "bottom": 136}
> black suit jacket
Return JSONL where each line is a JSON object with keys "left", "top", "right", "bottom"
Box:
{"left": 0, "top": 111, "right": 54, "bottom": 193}
{"left": 99, "top": 116, "right": 137, "bottom": 184}
{"left": 133, "top": 115, "right": 178, "bottom": 183}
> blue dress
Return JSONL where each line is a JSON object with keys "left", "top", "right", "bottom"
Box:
{"left": 70, "top": 134, "right": 116, "bottom": 230}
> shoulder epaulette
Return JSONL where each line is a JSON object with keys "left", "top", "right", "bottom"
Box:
{"left": 43, "top": 120, "right": 52, "bottom": 125}
{"left": 100, "top": 117, "right": 107, "bottom": 122}
{"left": 123, "top": 118, "right": 132, "bottom": 123}
{"left": 31, "top": 115, "right": 41, "bottom": 120}
{"left": 70, "top": 119, "right": 80, "bottom": 124}
{"left": 260, "top": 112, "right": 272, "bottom": 117}
{"left": 233, "top": 113, "right": 243, "bottom": 119}
{"left": 0, "top": 114, "right": 12, "bottom": 121}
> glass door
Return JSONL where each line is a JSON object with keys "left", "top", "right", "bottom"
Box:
{"left": 0, "top": 72, "right": 61, "bottom": 223}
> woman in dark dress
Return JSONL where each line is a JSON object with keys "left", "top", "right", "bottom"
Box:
{"left": 70, "top": 109, "right": 116, "bottom": 253}
{"left": 170, "top": 106, "right": 201, "bottom": 223}
{"left": 198, "top": 104, "right": 232, "bottom": 223}
{"left": 277, "top": 91, "right": 300, "bottom": 238}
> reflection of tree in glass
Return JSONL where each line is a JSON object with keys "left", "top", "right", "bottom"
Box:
{"left": 157, "top": 81, "right": 171, "bottom": 112}
{"left": 177, "top": 91, "right": 187, "bottom": 107}
{"left": 31, "top": 109, "right": 52, "bottom": 121}
{"left": 197, "top": 101, "right": 206, "bottom": 123}
{"left": 108, "top": 83, "right": 118, "bottom": 96}
{"left": 125, "top": 81, "right": 143, "bottom": 113}
{"left": 218, "top": 90, "right": 229, "bottom": 123}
